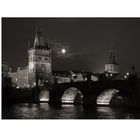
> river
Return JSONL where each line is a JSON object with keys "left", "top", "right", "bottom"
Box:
{"left": 2, "top": 103, "right": 140, "bottom": 119}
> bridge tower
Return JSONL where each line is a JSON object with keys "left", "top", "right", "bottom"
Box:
{"left": 28, "top": 26, "right": 52, "bottom": 87}
{"left": 105, "top": 51, "right": 120, "bottom": 75}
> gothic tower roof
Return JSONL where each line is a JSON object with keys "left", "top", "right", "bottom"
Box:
{"left": 34, "top": 25, "right": 45, "bottom": 48}
{"left": 109, "top": 52, "right": 117, "bottom": 64}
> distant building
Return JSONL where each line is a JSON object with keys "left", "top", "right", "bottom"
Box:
{"left": 55, "top": 76, "right": 71, "bottom": 83}
{"left": 105, "top": 52, "right": 120, "bottom": 75}
{"left": 91, "top": 74, "right": 99, "bottom": 81}
{"left": 53, "top": 70, "right": 91, "bottom": 83}
{"left": 9, "top": 67, "right": 29, "bottom": 88}
{"left": 53, "top": 70, "right": 71, "bottom": 83}
{"left": 53, "top": 70, "right": 99, "bottom": 83}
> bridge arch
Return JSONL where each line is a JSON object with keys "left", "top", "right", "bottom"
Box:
{"left": 61, "top": 87, "right": 83, "bottom": 104}
{"left": 96, "top": 89, "right": 122, "bottom": 106}
{"left": 39, "top": 89, "right": 49, "bottom": 102}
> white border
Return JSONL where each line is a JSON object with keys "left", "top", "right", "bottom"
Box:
{"left": 1, "top": 0, "right": 140, "bottom": 17}
{"left": 1, "top": 1, "right": 140, "bottom": 140}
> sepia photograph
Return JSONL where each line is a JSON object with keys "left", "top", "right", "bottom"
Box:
{"left": 2, "top": 18, "right": 140, "bottom": 119}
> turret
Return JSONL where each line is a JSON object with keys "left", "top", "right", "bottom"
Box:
{"left": 105, "top": 51, "right": 120, "bottom": 74}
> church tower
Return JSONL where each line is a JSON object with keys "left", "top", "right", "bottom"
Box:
{"left": 105, "top": 52, "right": 120, "bottom": 74}
{"left": 28, "top": 26, "right": 52, "bottom": 87}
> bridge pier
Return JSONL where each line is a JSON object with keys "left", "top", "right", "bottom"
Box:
{"left": 32, "top": 86, "right": 40, "bottom": 103}
{"left": 83, "top": 95, "right": 96, "bottom": 106}
{"left": 49, "top": 84, "right": 62, "bottom": 105}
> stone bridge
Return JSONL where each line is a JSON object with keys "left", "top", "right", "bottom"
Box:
{"left": 36, "top": 77, "right": 140, "bottom": 106}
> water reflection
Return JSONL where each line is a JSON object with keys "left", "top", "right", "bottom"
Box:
{"left": 96, "top": 107, "right": 127, "bottom": 119}
{"left": 2, "top": 103, "right": 140, "bottom": 119}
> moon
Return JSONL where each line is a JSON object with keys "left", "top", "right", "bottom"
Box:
{"left": 61, "top": 48, "right": 66, "bottom": 54}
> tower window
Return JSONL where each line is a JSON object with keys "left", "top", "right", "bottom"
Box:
{"left": 38, "top": 57, "right": 42, "bottom": 60}
{"left": 44, "top": 57, "right": 48, "bottom": 61}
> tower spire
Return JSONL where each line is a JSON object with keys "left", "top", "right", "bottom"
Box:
{"left": 112, "top": 52, "right": 117, "bottom": 64}
{"left": 109, "top": 52, "right": 117, "bottom": 64}
{"left": 105, "top": 42, "right": 120, "bottom": 74}
{"left": 34, "top": 24, "right": 44, "bottom": 48}
{"left": 109, "top": 52, "right": 113, "bottom": 64}
{"left": 108, "top": 42, "right": 117, "bottom": 64}
{"left": 34, "top": 25, "right": 39, "bottom": 47}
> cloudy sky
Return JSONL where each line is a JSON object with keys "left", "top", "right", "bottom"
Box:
{"left": 2, "top": 18, "right": 140, "bottom": 72}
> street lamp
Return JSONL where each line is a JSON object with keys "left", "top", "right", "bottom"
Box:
{"left": 126, "top": 72, "right": 129, "bottom": 76}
